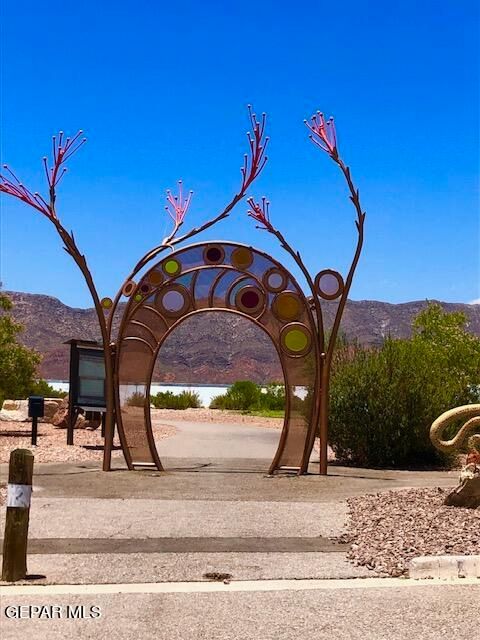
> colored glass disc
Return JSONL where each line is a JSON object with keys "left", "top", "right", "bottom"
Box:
{"left": 162, "top": 290, "right": 185, "bottom": 312}
{"left": 101, "top": 297, "right": 113, "bottom": 309}
{"left": 148, "top": 271, "right": 164, "bottom": 286}
{"left": 122, "top": 280, "right": 136, "bottom": 297}
{"left": 231, "top": 247, "right": 253, "bottom": 270}
{"left": 315, "top": 269, "right": 344, "bottom": 300}
{"left": 134, "top": 293, "right": 143, "bottom": 302}
{"left": 274, "top": 292, "right": 301, "bottom": 321}
{"left": 205, "top": 246, "right": 223, "bottom": 264}
{"left": 235, "top": 285, "right": 265, "bottom": 315}
{"left": 241, "top": 290, "right": 260, "bottom": 309}
{"left": 163, "top": 259, "right": 181, "bottom": 276}
{"left": 284, "top": 329, "right": 308, "bottom": 352}
{"left": 268, "top": 272, "right": 284, "bottom": 289}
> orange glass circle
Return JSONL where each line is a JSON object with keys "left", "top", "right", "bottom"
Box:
{"left": 122, "top": 280, "right": 136, "bottom": 297}
{"left": 148, "top": 271, "right": 164, "bottom": 286}
{"left": 273, "top": 292, "right": 302, "bottom": 321}
{"left": 231, "top": 247, "right": 253, "bottom": 270}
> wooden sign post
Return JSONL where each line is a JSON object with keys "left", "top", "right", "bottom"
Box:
{"left": 1, "top": 449, "right": 34, "bottom": 582}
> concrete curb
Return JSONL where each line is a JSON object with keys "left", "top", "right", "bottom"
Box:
{"left": 409, "top": 555, "right": 480, "bottom": 580}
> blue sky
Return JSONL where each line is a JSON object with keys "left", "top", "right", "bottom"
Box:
{"left": 1, "top": 0, "right": 478, "bottom": 308}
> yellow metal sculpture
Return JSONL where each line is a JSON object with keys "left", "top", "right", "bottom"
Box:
{"left": 430, "top": 404, "right": 480, "bottom": 457}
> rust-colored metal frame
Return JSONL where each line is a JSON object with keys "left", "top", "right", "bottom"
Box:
{"left": 114, "top": 241, "right": 321, "bottom": 474}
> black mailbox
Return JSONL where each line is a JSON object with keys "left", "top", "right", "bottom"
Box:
{"left": 28, "top": 396, "right": 44, "bottom": 418}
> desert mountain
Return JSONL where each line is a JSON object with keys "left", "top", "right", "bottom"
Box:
{"left": 5, "top": 291, "right": 480, "bottom": 384}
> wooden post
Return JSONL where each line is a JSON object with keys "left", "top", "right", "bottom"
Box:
{"left": 31, "top": 415, "right": 38, "bottom": 446}
{"left": 1, "top": 449, "right": 34, "bottom": 582}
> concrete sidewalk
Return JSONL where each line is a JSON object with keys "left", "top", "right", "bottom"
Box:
{"left": 0, "top": 419, "right": 462, "bottom": 587}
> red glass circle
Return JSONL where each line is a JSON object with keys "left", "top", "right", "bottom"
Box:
{"left": 206, "top": 247, "right": 223, "bottom": 263}
{"left": 241, "top": 290, "right": 260, "bottom": 309}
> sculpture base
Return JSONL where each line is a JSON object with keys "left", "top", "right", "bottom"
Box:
{"left": 444, "top": 467, "right": 480, "bottom": 509}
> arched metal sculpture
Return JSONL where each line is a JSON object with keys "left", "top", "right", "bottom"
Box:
{"left": 116, "top": 241, "right": 319, "bottom": 473}
{"left": 1, "top": 107, "right": 366, "bottom": 474}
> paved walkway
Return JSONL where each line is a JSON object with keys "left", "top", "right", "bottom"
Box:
{"left": 155, "top": 420, "right": 282, "bottom": 462}
{"left": 1, "top": 418, "right": 471, "bottom": 638}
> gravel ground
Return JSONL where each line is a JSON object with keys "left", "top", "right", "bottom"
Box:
{"left": 153, "top": 407, "right": 284, "bottom": 428}
{"left": 342, "top": 487, "right": 480, "bottom": 577}
{"left": 0, "top": 420, "right": 176, "bottom": 464}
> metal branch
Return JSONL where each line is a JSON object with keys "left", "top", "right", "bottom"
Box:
{"left": 107, "top": 106, "right": 269, "bottom": 335}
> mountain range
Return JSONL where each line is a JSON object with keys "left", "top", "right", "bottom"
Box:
{"left": 5, "top": 291, "right": 480, "bottom": 384}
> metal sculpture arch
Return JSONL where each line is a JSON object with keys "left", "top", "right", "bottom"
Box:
{"left": 115, "top": 241, "right": 320, "bottom": 473}
{"left": 2, "top": 106, "right": 366, "bottom": 475}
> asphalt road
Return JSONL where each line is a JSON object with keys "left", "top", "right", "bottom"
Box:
{"left": 1, "top": 582, "right": 478, "bottom": 640}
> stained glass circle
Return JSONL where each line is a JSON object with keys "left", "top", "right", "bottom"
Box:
{"left": 231, "top": 247, "right": 253, "bottom": 270}
{"left": 235, "top": 285, "right": 265, "bottom": 315}
{"left": 280, "top": 323, "right": 312, "bottom": 356}
{"left": 272, "top": 292, "right": 302, "bottom": 322}
{"left": 315, "top": 269, "right": 344, "bottom": 300}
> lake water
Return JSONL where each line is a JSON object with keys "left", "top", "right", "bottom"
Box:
{"left": 47, "top": 381, "right": 307, "bottom": 408}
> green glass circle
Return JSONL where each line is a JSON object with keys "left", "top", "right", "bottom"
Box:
{"left": 163, "top": 259, "right": 181, "bottom": 276}
{"left": 284, "top": 329, "right": 308, "bottom": 352}
{"left": 134, "top": 293, "right": 143, "bottom": 302}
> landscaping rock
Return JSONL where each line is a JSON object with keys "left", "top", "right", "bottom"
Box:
{"left": 51, "top": 396, "right": 86, "bottom": 429}
{"left": 42, "top": 398, "right": 63, "bottom": 422}
{"left": 444, "top": 475, "right": 480, "bottom": 509}
{"left": 0, "top": 399, "right": 29, "bottom": 422}
{"left": 342, "top": 487, "right": 480, "bottom": 577}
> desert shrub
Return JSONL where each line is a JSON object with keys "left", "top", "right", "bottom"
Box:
{"left": 329, "top": 303, "right": 480, "bottom": 468}
{"left": 150, "top": 390, "right": 201, "bottom": 410}
{"left": 210, "top": 381, "right": 286, "bottom": 412}
{"left": 29, "top": 379, "right": 68, "bottom": 398}
{"left": 259, "top": 382, "right": 286, "bottom": 410}
{"left": 0, "top": 293, "right": 41, "bottom": 407}
{"left": 126, "top": 391, "right": 145, "bottom": 407}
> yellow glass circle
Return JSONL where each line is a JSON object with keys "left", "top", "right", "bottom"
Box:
{"left": 134, "top": 293, "right": 143, "bottom": 302}
{"left": 274, "top": 292, "right": 301, "bottom": 321}
{"left": 231, "top": 247, "right": 253, "bottom": 270}
{"left": 148, "top": 271, "right": 164, "bottom": 286}
{"left": 284, "top": 329, "right": 308, "bottom": 352}
{"left": 101, "top": 297, "right": 113, "bottom": 309}
{"left": 163, "top": 259, "right": 181, "bottom": 276}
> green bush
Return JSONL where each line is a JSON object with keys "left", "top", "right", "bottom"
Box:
{"left": 0, "top": 293, "right": 41, "bottom": 407}
{"left": 29, "top": 379, "right": 68, "bottom": 399}
{"left": 150, "top": 390, "right": 201, "bottom": 410}
{"left": 210, "top": 380, "right": 286, "bottom": 412}
{"left": 259, "top": 382, "right": 286, "bottom": 410}
{"left": 328, "top": 303, "right": 480, "bottom": 468}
